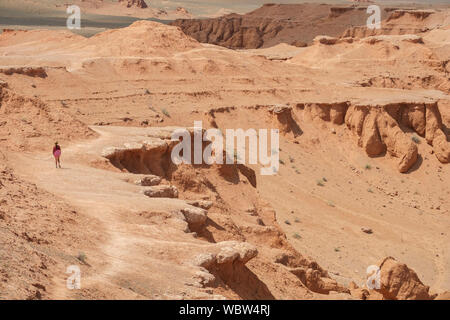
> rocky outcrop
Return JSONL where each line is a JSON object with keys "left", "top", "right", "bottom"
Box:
{"left": 425, "top": 104, "right": 450, "bottom": 163}
{"left": 193, "top": 242, "right": 258, "bottom": 269}
{"left": 301, "top": 101, "right": 449, "bottom": 172}
{"left": 274, "top": 252, "right": 349, "bottom": 295}
{"left": 387, "top": 9, "right": 435, "bottom": 21}
{"left": 299, "top": 102, "right": 348, "bottom": 125}
{"left": 102, "top": 140, "right": 169, "bottom": 175}
{"left": 142, "top": 185, "right": 178, "bottom": 198}
{"left": 171, "top": 3, "right": 381, "bottom": 49}
{"left": 186, "top": 200, "right": 213, "bottom": 210}
{"left": 118, "top": 0, "right": 148, "bottom": 9}
{"left": 347, "top": 257, "right": 436, "bottom": 300}
{"left": 375, "top": 257, "right": 432, "bottom": 300}
{"left": 375, "top": 108, "right": 419, "bottom": 173}
{"left": 268, "top": 105, "right": 302, "bottom": 137}
{"left": 345, "top": 104, "right": 419, "bottom": 173}
{"left": 290, "top": 267, "right": 349, "bottom": 294}
{"left": 329, "top": 6, "right": 358, "bottom": 18}
{"left": 341, "top": 9, "right": 438, "bottom": 39}
{"left": 349, "top": 281, "right": 370, "bottom": 299}
{"left": 0, "top": 66, "right": 47, "bottom": 78}
{"left": 180, "top": 207, "right": 207, "bottom": 230}
{"left": 314, "top": 35, "right": 339, "bottom": 45}
{"left": 135, "top": 175, "right": 162, "bottom": 186}
{"left": 171, "top": 16, "right": 264, "bottom": 49}
{"left": 192, "top": 241, "right": 258, "bottom": 289}
{"left": 175, "top": 7, "right": 190, "bottom": 15}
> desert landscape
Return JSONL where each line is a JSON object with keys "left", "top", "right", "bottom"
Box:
{"left": 0, "top": 1, "right": 449, "bottom": 301}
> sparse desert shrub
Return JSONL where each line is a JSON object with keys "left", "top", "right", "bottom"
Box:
{"left": 295, "top": 169, "right": 300, "bottom": 174}
{"left": 367, "top": 188, "right": 374, "bottom": 193}
{"left": 77, "top": 252, "right": 87, "bottom": 264}
{"left": 279, "top": 159, "right": 285, "bottom": 165}
{"left": 161, "top": 108, "right": 171, "bottom": 117}
{"left": 365, "top": 164, "right": 372, "bottom": 170}
{"left": 327, "top": 201, "right": 335, "bottom": 207}
{"left": 285, "top": 219, "right": 291, "bottom": 225}
{"left": 294, "top": 218, "right": 300, "bottom": 223}
{"left": 411, "top": 135, "right": 420, "bottom": 144}
{"left": 293, "top": 233, "right": 301, "bottom": 239}
{"left": 289, "top": 156, "right": 295, "bottom": 163}
{"left": 317, "top": 180, "right": 324, "bottom": 186}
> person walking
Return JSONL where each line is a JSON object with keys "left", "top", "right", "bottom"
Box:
{"left": 53, "top": 142, "right": 62, "bottom": 168}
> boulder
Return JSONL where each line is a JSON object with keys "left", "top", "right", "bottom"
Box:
{"left": 361, "top": 227, "right": 373, "bottom": 234}
{"left": 186, "top": 200, "right": 213, "bottom": 210}
{"left": 349, "top": 281, "right": 370, "bottom": 300}
{"left": 118, "top": 0, "right": 148, "bottom": 9}
{"left": 181, "top": 207, "right": 207, "bottom": 229}
{"left": 143, "top": 185, "right": 178, "bottom": 198}
{"left": 192, "top": 242, "right": 258, "bottom": 268}
{"left": 313, "top": 35, "right": 338, "bottom": 45}
{"left": 290, "top": 267, "right": 349, "bottom": 294}
{"left": 135, "top": 175, "right": 162, "bottom": 186}
{"left": 375, "top": 257, "right": 432, "bottom": 300}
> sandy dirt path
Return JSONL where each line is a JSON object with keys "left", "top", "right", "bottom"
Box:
{"left": 9, "top": 127, "right": 214, "bottom": 299}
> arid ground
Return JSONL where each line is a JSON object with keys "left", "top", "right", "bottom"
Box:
{"left": 0, "top": 1, "right": 449, "bottom": 300}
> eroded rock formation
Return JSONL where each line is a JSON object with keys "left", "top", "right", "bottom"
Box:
{"left": 0, "top": 66, "right": 47, "bottom": 78}
{"left": 375, "top": 257, "right": 432, "bottom": 300}
{"left": 118, "top": 0, "right": 148, "bottom": 9}
{"left": 171, "top": 3, "right": 386, "bottom": 49}
{"left": 135, "top": 174, "right": 162, "bottom": 186}
{"left": 342, "top": 9, "right": 445, "bottom": 39}
{"left": 300, "top": 101, "right": 449, "bottom": 172}
{"left": 102, "top": 140, "right": 171, "bottom": 175}
{"left": 268, "top": 105, "right": 302, "bottom": 137}
{"left": 274, "top": 252, "right": 349, "bottom": 294}
{"left": 143, "top": 185, "right": 179, "bottom": 198}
